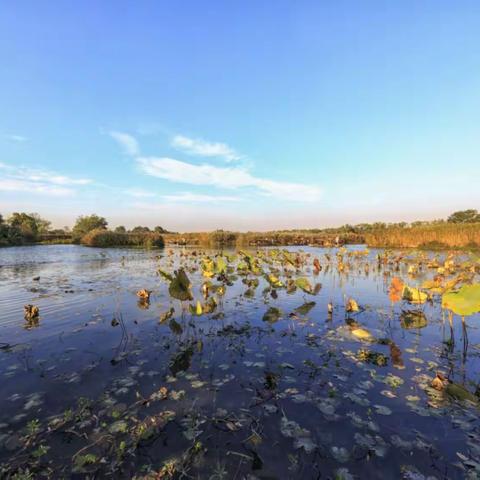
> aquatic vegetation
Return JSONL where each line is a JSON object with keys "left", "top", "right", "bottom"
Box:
{"left": 168, "top": 268, "right": 193, "bottom": 301}
{"left": 1, "top": 244, "right": 480, "bottom": 478}
{"left": 23, "top": 305, "right": 39, "bottom": 321}
{"left": 442, "top": 283, "right": 480, "bottom": 316}
{"left": 81, "top": 228, "right": 165, "bottom": 248}
{"left": 400, "top": 310, "right": 428, "bottom": 329}
{"left": 136, "top": 288, "right": 151, "bottom": 299}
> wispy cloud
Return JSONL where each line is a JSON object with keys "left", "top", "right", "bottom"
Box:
{"left": 109, "top": 131, "right": 140, "bottom": 156}
{"left": 171, "top": 135, "right": 241, "bottom": 162}
{"left": 137, "top": 157, "right": 321, "bottom": 202}
{"left": 4, "top": 134, "right": 28, "bottom": 143}
{"left": 0, "top": 179, "right": 74, "bottom": 196}
{"left": 162, "top": 192, "right": 242, "bottom": 203}
{"left": 0, "top": 162, "right": 92, "bottom": 196}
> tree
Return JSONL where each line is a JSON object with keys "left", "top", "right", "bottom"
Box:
{"left": 30, "top": 213, "right": 51, "bottom": 233}
{"left": 131, "top": 226, "right": 150, "bottom": 233}
{"left": 114, "top": 225, "right": 126, "bottom": 234}
{"left": 154, "top": 225, "right": 167, "bottom": 233}
{"left": 72, "top": 214, "right": 108, "bottom": 242}
{"left": 8, "top": 212, "right": 39, "bottom": 242}
{"left": 0, "top": 213, "right": 21, "bottom": 246}
{"left": 447, "top": 209, "right": 480, "bottom": 224}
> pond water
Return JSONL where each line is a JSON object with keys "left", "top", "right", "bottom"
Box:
{"left": 0, "top": 244, "right": 479, "bottom": 479}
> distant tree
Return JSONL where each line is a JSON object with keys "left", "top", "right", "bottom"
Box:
{"left": 154, "top": 225, "right": 167, "bottom": 233}
{"left": 30, "top": 213, "right": 51, "bottom": 233}
{"left": 131, "top": 226, "right": 150, "bottom": 233}
{"left": 114, "top": 225, "right": 127, "bottom": 234}
{"left": 354, "top": 223, "right": 373, "bottom": 232}
{"left": 0, "top": 213, "right": 23, "bottom": 245}
{"left": 8, "top": 212, "right": 39, "bottom": 242}
{"left": 72, "top": 214, "right": 108, "bottom": 242}
{"left": 340, "top": 224, "right": 356, "bottom": 233}
{"left": 447, "top": 209, "right": 480, "bottom": 224}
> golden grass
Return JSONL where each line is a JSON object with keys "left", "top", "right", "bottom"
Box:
{"left": 364, "top": 223, "right": 480, "bottom": 249}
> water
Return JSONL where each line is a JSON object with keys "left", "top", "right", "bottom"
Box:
{"left": 0, "top": 244, "right": 479, "bottom": 479}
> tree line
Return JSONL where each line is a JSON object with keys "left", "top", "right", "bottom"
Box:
{"left": 0, "top": 212, "right": 169, "bottom": 246}
{"left": 1, "top": 209, "right": 479, "bottom": 247}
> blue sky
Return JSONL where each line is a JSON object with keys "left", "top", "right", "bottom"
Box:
{"left": 1, "top": 1, "right": 479, "bottom": 231}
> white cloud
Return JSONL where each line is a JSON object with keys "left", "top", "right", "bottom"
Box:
{"left": 172, "top": 135, "right": 241, "bottom": 162}
{"left": 24, "top": 172, "right": 91, "bottom": 186}
{"left": 0, "top": 162, "right": 91, "bottom": 196}
{"left": 109, "top": 131, "right": 140, "bottom": 156}
{"left": 137, "top": 157, "right": 321, "bottom": 202}
{"left": 0, "top": 179, "right": 73, "bottom": 196}
{"left": 162, "top": 192, "right": 242, "bottom": 203}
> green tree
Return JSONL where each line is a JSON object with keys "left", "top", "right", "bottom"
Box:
{"left": 131, "top": 226, "right": 150, "bottom": 233}
{"left": 30, "top": 213, "right": 51, "bottom": 233}
{"left": 154, "top": 225, "right": 167, "bottom": 233}
{"left": 447, "top": 209, "right": 480, "bottom": 224}
{"left": 0, "top": 213, "right": 21, "bottom": 246}
{"left": 72, "top": 214, "right": 108, "bottom": 242}
{"left": 8, "top": 212, "right": 39, "bottom": 242}
{"left": 114, "top": 225, "right": 126, "bottom": 233}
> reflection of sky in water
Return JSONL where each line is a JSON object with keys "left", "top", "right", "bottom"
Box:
{"left": 0, "top": 245, "right": 479, "bottom": 478}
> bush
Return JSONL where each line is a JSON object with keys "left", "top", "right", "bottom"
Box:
{"left": 72, "top": 214, "right": 108, "bottom": 243}
{"left": 81, "top": 229, "right": 164, "bottom": 248}
{"left": 207, "top": 230, "right": 238, "bottom": 247}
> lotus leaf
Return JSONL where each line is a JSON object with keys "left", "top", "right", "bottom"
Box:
{"left": 442, "top": 284, "right": 480, "bottom": 316}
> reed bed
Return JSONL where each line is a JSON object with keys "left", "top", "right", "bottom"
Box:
{"left": 364, "top": 223, "right": 480, "bottom": 249}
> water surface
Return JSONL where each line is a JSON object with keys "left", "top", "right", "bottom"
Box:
{"left": 0, "top": 245, "right": 479, "bottom": 479}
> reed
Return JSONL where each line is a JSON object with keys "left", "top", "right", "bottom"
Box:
{"left": 364, "top": 223, "right": 480, "bottom": 249}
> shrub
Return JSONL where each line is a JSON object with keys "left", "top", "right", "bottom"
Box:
{"left": 72, "top": 215, "right": 108, "bottom": 243}
{"left": 80, "top": 229, "right": 164, "bottom": 248}
{"left": 207, "top": 230, "right": 238, "bottom": 247}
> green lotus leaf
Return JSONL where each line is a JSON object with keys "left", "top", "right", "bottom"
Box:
{"left": 169, "top": 268, "right": 193, "bottom": 301}
{"left": 442, "top": 284, "right": 480, "bottom": 316}
{"left": 295, "top": 277, "right": 314, "bottom": 294}
{"left": 263, "top": 307, "right": 282, "bottom": 323}
{"left": 294, "top": 301, "right": 316, "bottom": 316}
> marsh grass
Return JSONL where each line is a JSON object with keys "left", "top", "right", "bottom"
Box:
{"left": 365, "top": 223, "right": 480, "bottom": 249}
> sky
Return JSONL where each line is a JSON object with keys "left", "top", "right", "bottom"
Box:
{"left": 1, "top": 1, "right": 480, "bottom": 231}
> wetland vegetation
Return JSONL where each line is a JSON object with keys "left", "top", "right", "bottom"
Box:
{"left": 2, "top": 210, "right": 480, "bottom": 251}
{"left": 1, "top": 242, "right": 480, "bottom": 478}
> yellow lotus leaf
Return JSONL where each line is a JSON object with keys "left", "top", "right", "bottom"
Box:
{"left": 402, "top": 285, "right": 427, "bottom": 304}
{"left": 407, "top": 265, "right": 417, "bottom": 275}
{"left": 351, "top": 327, "right": 374, "bottom": 341}
{"left": 266, "top": 274, "right": 284, "bottom": 288}
{"left": 346, "top": 298, "right": 360, "bottom": 312}
{"left": 421, "top": 279, "right": 443, "bottom": 295}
